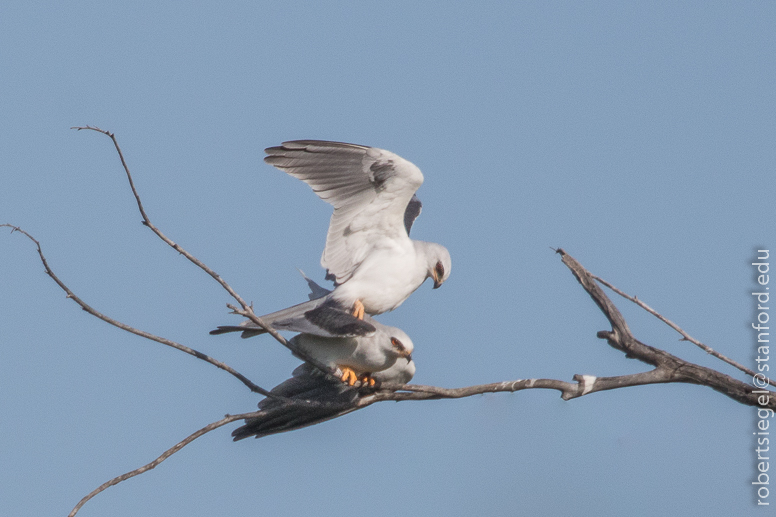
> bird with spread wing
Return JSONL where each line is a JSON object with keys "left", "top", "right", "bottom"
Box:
{"left": 254, "top": 140, "right": 451, "bottom": 337}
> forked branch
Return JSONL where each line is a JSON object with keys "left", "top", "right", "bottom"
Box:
{"left": 3, "top": 127, "right": 771, "bottom": 517}
{"left": 592, "top": 273, "right": 774, "bottom": 387}
{"left": 1, "top": 223, "right": 272, "bottom": 397}
{"left": 70, "top": 125, "right": 345, "bottom": 380}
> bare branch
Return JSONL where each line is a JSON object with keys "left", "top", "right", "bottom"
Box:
{"left": 71, "top": 126, "right": 343, "bottom": 381}
{"left": 70, "top": 126, "right": 252, "bottom": 314}
{"left": 6, "top": 129, "right": 769, "bottom": 514}
{"left": 591, "top": 273, "right": 774, "bottom": 387}
{"left": 67, "top": 411, "right": 263, "bottom": 517}
{"left": 557, "top": 248, "right": 775, "bottom": 409}
{"left": 374, "top": 369, "right": 674, "bottom": 403}
{"left": 1, "top": 224, "right": 273, "bottom": 397}
{"left": 63, "top": 370, "right": 661, "bottom": 516}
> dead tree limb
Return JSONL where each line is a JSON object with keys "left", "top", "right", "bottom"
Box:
{"left": 3, "top": 127, "right": 771, "bottom": 516}
{"left": 558, "top": 249, "right": 774, "bottom": 408}
{"left": 1, "top": 223, "right": 272, "bottom": 398}
{"left": 66, "top": 411, "right": 263, "bottom": 517}
{"left": 592, "top": 273, "right": 773, "bottom": 387}
{"left": 70, "top": 125, "right": 344, "bottom": 381}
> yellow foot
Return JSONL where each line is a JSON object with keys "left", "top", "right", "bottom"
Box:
{"left": 351, "top": 299, "right": 365, "bottom": 320}
{"left": 339, "top": 366, "right": 358, "bottom": 386}
{"left": 359, "top": 373, "right": 376, "bottom": 387}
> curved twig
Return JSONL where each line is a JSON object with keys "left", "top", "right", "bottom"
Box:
{"left": 70, "top": 126, "right": 253, "bottom": 315}
{"left": 1, "top": 224, "right": 273, "bottom": 397}
{"left": 6, "top": 128, "right": 771, "bottom": 515}
{"left": 71, "top": 126, "right": 341, "bottom": 381}
{"left": 64, "top": 370, "right": 670, "bottom": 516}
{"left": 67, "top": 411, "right": 262, "bottom": 517}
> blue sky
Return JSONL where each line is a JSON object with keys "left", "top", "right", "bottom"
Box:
{"left": 2, "top": 2, "right": 774, "bottom": 516}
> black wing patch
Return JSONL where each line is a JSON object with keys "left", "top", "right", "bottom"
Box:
{"left": 369, "top": 159, "right": 395, "bottom": 191}
{"left": 303, "top": 301, "right": 376, "bottom": 336}
{"left": 209, "top": 325, "right": 267, "bottom": 339}
{"left": 403, "top": 194, "right": 423, "bottom": 236}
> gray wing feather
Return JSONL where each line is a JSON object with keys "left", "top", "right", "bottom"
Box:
{"left": 210, "top": 296, "right": 375, "bottom": 338}
{"left": 265, "top": 140, "right": 424, "bottom": 284}
{"left": 231, "top": 364, "right": 361, "bottom": 440}
{"left": 210, "top": 272, "right": 370, "bottom": 339}
{"left": 210, "top": 297, "right": 328, "bottom": 338}
{"left": 403, "top": 194, "right": 423, "bottom": 235}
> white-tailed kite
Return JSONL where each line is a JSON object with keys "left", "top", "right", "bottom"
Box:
{"left": 231, "top": 357, "right": 416, "bottom": 440}
{"left": 213, "top": 313, "right": 412, "bottom": 385}
{"left": 263, "top": 140, "right": 451, "bottom": 326}
{"left": 211, "top": 275, "right": 414, "bottom": 385}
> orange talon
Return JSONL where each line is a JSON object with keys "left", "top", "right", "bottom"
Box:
{"left": 339, "top": 366, "right": 357, "bottom": 386}
{"left": 352, "top": 299, "right": 365, "bottom": 320}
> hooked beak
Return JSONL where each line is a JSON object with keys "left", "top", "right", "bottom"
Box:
{"left": 432, "top": 270, "right": 442, "bottom": 289}
{"left": 405, "top": 353, "right": 413, "bottom": 363}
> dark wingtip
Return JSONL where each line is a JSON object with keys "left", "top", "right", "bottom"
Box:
{"left": 304, "top": 302, "right": 376, "bottom": 337}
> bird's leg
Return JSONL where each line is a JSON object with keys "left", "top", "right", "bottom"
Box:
{"left": 351, "top": 299, "right": 365, "bottom": 320}
{"left": 339, "top": 366, "right": 358, "bottom": 386}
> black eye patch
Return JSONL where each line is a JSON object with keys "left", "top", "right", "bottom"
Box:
{"left": 391, "top": 337, "right": 405, "bottom": 351}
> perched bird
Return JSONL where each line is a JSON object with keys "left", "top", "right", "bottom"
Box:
{"left": 287, "top": 322, "right": 413, "bottom": 385}
{"left": 231, "top": 357, "right": 416, "bottom": 441}
{"left": 259, "top": 140, "right": 451, "bottom": 333}
{"left": 211, "top": 274, "right": 414, "bottom": 385}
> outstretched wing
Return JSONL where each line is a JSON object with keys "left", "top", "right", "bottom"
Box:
{"left": 265, "top": 140, "right": 424, "bottom": 284}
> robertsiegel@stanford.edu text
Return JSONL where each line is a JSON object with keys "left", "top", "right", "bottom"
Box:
{"left": 752, "top": 249, "right": 771, "bottom": 506}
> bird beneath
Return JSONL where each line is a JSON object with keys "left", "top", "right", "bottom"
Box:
{"left": 231, "top": 357, "right": 416, "bottom": 441}
{"left": 211, "top": 274, "right": 414, "bottom": 386}
{"left": 260, "top": 140, "right": 451, "bottom": 333}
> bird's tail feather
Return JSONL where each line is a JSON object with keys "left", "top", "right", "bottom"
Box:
{"left": 209, "top": 296, "right": 329, "bottom": 338}
{"left": 231, "top": 365, "right": 360, "bottom": 440}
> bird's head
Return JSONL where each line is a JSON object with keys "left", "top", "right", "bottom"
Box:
{"left": 385, "top": 327, "right": 414, "bottom": 363}
{"left": 427, "top": 243, "right": 452, "bottom": 289}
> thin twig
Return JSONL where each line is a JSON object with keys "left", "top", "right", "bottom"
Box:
{"left": 67, "top": 411, "right": 262, "bottom": 517}
{"left": 591, "top": 273, "right": 775, "bottom": 388}
{"left": 72, "top": 126, "right": 342, "bottom": 381}
{"left": 65, "top": 369, "right": 669, "bottom": 516}
{"left": 225, "top": 303, "right": 340, "bottom": 378}
{"left": 558, "top": 249, "right": 775, "bottom": 409}
{"left": 5, "top": 128, "right": 767, "bottom": 514}
{"left": 2, "top": 224, "right": 273, "bottom": 397}
{"left": 7, "top": 221, "right": 773, "bottom": 514}
{"left": 71, "top": 126, "right": 252, "bottom": 315}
